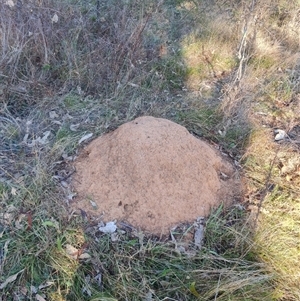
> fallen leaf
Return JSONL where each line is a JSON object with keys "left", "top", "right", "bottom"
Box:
{"left": 38, "top": 281, "right": 54, "bottom": 290}
{"left": 49, "top": 111, "right": 59, "bottom": 119}
{"left": 14, "top": 213, "right": 27, "bottom": 230}
{"left": 89, "top": 200, "right": 98, "bottom": 210}
{"left": 189, "top": 281, "right": 200, "bottom": 298}
{"left": 144, "top": 290, "right": 153, "bottom": 301}
{"left": 77, "top": 86, "right": 84, "bottom": 95}
{"left": 27, "top": 212, "right": 33, "bottom": 231}
{"left": 99, "top": 221, "right": 117, "bottom": 234}
{"left": 6, "top": 205, "right": 17, "bottom": 213}
{"left": 65, "top": 244, "right": 78, "bottom": 259}
{"left": 194, "top": 218, "right": 205, "bottom": 249}
{"left": 110, "top": 232, "right": 119, "bottom": 242}
{"left": 29, "top": 131, "right": 51, "bottom": 147}
{"left": 82, "top": 285, "right": 92, "bottom": 296}
{"left": 36, "top": 294, "right": 47, "bottom": 301}
{"left": 31, "top": 285, "right": 38, "bottom": 294}
{"left": 11, "top": 187, "right": 17, "bottom": 196}
{"left": 38, "top": 131, "right": 51, "bottom": 145}
{"left": 79, "top": 253, "right": 91, "bottom": 260}
{"left": 67, "top": 193, "right": 77, "bottom": 200}
{"left": 23, "top": 133, "right": 29, "bottom": 143}
{"left": 5, "top": 0, "right": 15, "bottom": 8}
{"left": 51, "top": 13, "right": 58, "bottom": 23}
{"left": 194, "top": 225, "right": 204, "bottom": 248}
{"left": 70, "top": 123, "right": 80, "bottom": 131}
{"left": 82, "top": 275, "right": 92, "bottom": 296}
{"left": 0, "top": 269, "right": 25, "bottom": 289}
{"left": 1, "top": 212, "right": 14, "bottom": 225}
{"left": 20, "top": 286, "right": 28, "bottom": 295}
{"left": 175, "top": 245, "right": 186, "bottom": 254}
{"left": 60, "top": 181, "right": 69, "bottom": 188}
{"left": 128, "top": 82, "right": 139, "bottom": 88}
{"left": 93, "top": 273, "right": 102, "bottom": 288}
{"left": 94, "top": 298, "right": 118, "bottom": 301}
{"left": 220, "top": 172, "right": 229, "bottom": 180}
{"left": 62, "top": 153, "right": 74, "bottom": 161}
{"left": 274, "top": 129, "right": 287, "bottom": 141}
{"left": 286, "top": 175, "right": 292, "bottom": 181}
{"left": 78, "top": 133, "right": 93, "bottom": 145}
{"left": 42, "top": 220, "right": 59, "bottom": 231}
{"left": 64, "top": 113, "right": 73, "bottom": 120}
{"left": 0, "top": 240, "right": 10, "bottom": 274}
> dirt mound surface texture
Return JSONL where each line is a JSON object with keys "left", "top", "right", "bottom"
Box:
{"left": 72, "top": 116, "right": 239, "bottom": 234}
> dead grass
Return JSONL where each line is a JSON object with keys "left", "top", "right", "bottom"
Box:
{"left": 212, "top": 0, "right": 300, "bottom": 299}
{"left": 1, "top": 0, "right": 300, "bottom": 300}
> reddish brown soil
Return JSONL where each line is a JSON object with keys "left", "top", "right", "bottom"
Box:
{"left": 72, "top": 116, "right": 240, "bottom": 234}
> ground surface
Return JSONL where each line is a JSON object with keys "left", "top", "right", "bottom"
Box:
{"left": 0, "top": 0, "right": 300, "bottom": 300}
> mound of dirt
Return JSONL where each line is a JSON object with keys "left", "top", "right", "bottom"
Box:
{"left": 72, "top": 116, "right": 240, "bottom": 234}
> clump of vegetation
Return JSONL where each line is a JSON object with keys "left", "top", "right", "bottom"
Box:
{"left": 1, "top": 0, "right": 299, "bottom": 300}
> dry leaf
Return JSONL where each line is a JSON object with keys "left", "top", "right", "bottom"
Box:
{"left": 1, "top": 212, "right": 14, "bottom": 225}
{"left": 23, "top": 133, "right": 29, "bottom": 143}
{"left": 42, "top": 219, "right": 59, "bottom": 231}
{"left": 99, "top": 221, "right": 117, "bottom": 234}
{"left": 49, "top": 111, "right": 59, "bottom": 119}
{"left": 189, "top": 281, "right": 200, "bottom": 298}
{"left": 110, "top": 232, "right": 119, "bottom": 242}
{"left": 128, "top": 82, "right": 139, "bottom": 87}
{"left": 60, "top": 181, "right": 69, "bottom": 188}
{"left": 38, "top": 131, "right": 51, "bottom": 145}
{"left": 67, "top": 193, "right": 77, "bottom": 200}
{"left": 93, "top": 273, "right": 102, "bottom": 287}
{"left": 144, "top": 290, "right": 153, "bottom": 301}
{"left": 20, "top": 286, "right": 28, "bottom": 295}
{"left": 36, "top": 294, "right": 47, "bottom": 301}
{"left": 0, "top": 269, "right": 25, "bottom": 289}
{"left": 27, "top": 212, "right": 33, "bottom": 231}
{"left": 15, "top": 213, "right": 27, "bottom": 230}
{"left": 82, "top": 286, "right": 92, "bottom": 296}
{"left": 5, "top": 0, "right": 15, "bottom": 8}
{"left": 79, "top": 253, "right": 91, "bottom": 260}
{"left": 51, "top": 13, "right": 58, "bottom": 23}
{"left": 29, "top": 131, "right": 51, "bottom": 147}
{"left": 65, "top": 244, "right": 78, "bottom": 259}
{"left": 62, "top": 153, "right": 74, "bottom": 161}
{"left": 31, "top": 285, "right": 38, "bottom": 294}
{"left": 64, "top": 113, "right": 73, "bottom": 120}
{"left": 78, "top": 133, "right": 93, "bottom": 144}
{"left": 77, "top": 86, "right": 84, "bottom": 95}
{"left": 89, "top": 200, "right": 98, "bottom": 209}
{"left": 38, "top": 281, "right": 54, "bottom": 290}
{"left": 70, "top": 124, "right": 80, "bottom": 131}
{"left": 11, "top": 187, "right": 17, "bottom": 196}
{"left": 82, "top": 275, "right": 92, "bottom": 296}
{"left": 194, "top": 224, "right": 204, "bottom": 248}
{"left": 0, "top": 240, "right": 10, "bottom": 274}
{"left": 274, "top": 129, "right": 287, "bottom": 141}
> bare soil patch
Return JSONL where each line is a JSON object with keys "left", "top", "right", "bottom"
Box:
{"left": 72, "top": 116, "right": 240, "bottom": 234}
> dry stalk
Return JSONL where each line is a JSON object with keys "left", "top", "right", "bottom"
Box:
{"left": 220, "top": 0, "right": 258, "bottom": 116}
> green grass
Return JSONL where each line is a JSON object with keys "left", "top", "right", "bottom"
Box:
{"left": 1, "top": 0, "right": 300, "bottom": 300}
